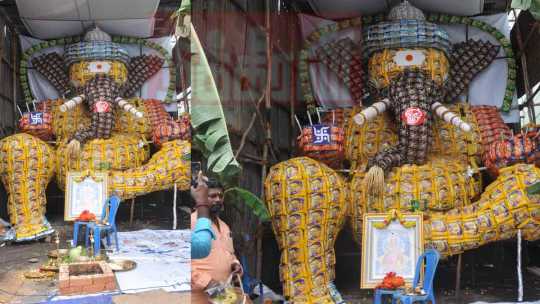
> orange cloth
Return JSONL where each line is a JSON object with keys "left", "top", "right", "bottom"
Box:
{"left": 191, "top": 211, "right": 242, "bottom": 292}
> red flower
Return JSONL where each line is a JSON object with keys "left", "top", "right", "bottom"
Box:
{"left": 375, "top": 272, "right": 405, "bottom": 290}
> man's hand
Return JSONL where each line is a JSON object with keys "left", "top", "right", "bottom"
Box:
{"left": 231, "top": 262, "right": 243, "bottom": 276}
{"left": 191, "top": 171, "right": 209, "bottom": 206}
{"left": 191, "top": 171, "right": 211, "bottom": 219}
{"left": 205, "top": 279, "right": 220, "bottom": 290}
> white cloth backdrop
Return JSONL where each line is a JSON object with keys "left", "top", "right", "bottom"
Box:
{"left": 19, "top": 35, "right": 175, "bottom": 103}
{"left": 299, "top": 13, "right": 520, "bottom": 123}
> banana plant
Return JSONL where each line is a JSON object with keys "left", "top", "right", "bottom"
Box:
{"left": 224, "top": 187, "right": 270, "bottom": 222}
{"left": 190, "top": 23, "right": 241, "bottom": 182}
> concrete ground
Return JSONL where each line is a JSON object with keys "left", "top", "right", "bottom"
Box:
{"left": 0, "top": 211, "right": 189, "bottom": 304}
{"left": 2, "top": 213, "right": 540, "bottom": 304}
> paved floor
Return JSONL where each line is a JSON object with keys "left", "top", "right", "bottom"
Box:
{"left": 0, "top": 218, "right": 177, "bottom": 304}
{"left": 2, "top": 219, "right": 540, "bottom": 304}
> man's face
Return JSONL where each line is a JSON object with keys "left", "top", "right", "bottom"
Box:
{"left": 208, "top": 188, "right": 224, "bottom": 208}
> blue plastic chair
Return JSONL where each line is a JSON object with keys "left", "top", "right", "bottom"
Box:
{"left": 86, "top": 196, "right": 121, "bottom": 255}
{"left": 374, "top": 249, "right": 440, "bottom": 304}
{"left": 72, "top": 196, "right": 119, "bottom": 248}
{"left": 395, "top": 249, "right": 440, "bottom": 304}
{"left": 72, "top": 219, "right": 94, "bottom": 248}
{"left": 374, "top": 288, "right": 403, "bottom": 304}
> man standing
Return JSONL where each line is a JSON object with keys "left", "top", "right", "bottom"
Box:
{"left": 191, "top": 178, "right": 243, "bottom": 302}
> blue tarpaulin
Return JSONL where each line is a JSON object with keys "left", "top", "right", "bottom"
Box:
{"left": 40, "top": 294, "right": 113, "bottom": 304}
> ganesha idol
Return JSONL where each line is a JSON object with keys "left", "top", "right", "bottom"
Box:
{"left": 265, "top": 2, "right": 540, "bottom": 303}
{"left": 0, "top": 27, "right": 190, "bottom": 242}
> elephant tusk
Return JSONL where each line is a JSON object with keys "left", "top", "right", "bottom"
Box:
{"left": 353, "top": 98, "right": 390, "bottom": 126}
{"left": 115, "top": 97, "right": 144, "bottom": 118}
{"left": 432, "top": 102, "right": 472, "bottom": 133}
{"left": 59, "top": 95, "right": 85, "bottom": 112}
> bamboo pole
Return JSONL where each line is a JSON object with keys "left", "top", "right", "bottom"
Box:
{"left": 11, "top": 28, "right": 17, "bottom": 130}
{"left": 256, "top": 0, "right": 273, "bottom": 283}
{"left": 455, "top": 254, "right": 462, "bottom": 300}
{"left": 514, "top": 9, "right": 536, "bottom": 124}
{"left": 289, "top": 12, "right": 297, "bottom": 158}
{"left": 235, "top": 89, "right": 266, "bottom": 159}
{"left": 517, "top": 229, "right": 523, "bottom": 302}
{"left": 173, "top": 183, "right": 178, "bottom": 230}
{"left": 129, "top": 198, "right": 135, "bottom": 227}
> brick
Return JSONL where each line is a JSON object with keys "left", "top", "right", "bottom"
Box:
{"left": 59, "top": 285, "right": 70, "bottom": 295}
{"left": 104, "top": 276, "right": 116, "bottom": 285}
{"left": 105, "top": 281, "right": 117, "bottom": 291}
{"left": 92, "top": 275, "right": 107, "bottom": 285}
{"left": 69, "top": 276, "right": 89, "bottom": 287}
{"left": 58, "top": 279, "right": 69, "bottom": 290}
{"left": 62, "top": 286, "right": 81, "bottom": 295}
{"left": 84, "top": 284, "right": 106, "bottom": 294}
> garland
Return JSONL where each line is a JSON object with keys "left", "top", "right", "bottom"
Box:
{"left": 373, "top": 209, "right": 417, "bottom": 229}
{"left": 299, "top": 13, "right": 515, "bottom": 112}
{"left": 71, "top": 169, "right": 106, "bottom": 183}
{"left": 20, "top": 35, "right": 176, "bottom": 104}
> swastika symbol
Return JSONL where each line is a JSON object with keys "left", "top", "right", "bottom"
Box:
{"left": 312, "top": 125, "right": 331, "bottom": 145}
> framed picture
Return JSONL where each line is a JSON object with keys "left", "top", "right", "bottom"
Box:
{"left": 361, "top": 212, "right": 424, "bottom": 289}
{"left": 65, "top": 171, "right": 108, "bottom": 221}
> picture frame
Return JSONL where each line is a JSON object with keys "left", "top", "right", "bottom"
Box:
{"left": 361, "top": 212, "right": 424, "bottom": 289}
{"left": 65, "top": 171, "right": 108, "bottom": 221}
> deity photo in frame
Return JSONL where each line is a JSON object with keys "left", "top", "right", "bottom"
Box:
{"left": 361, "top": 212, "right": 423, "bottom": 288}
{"left": 65, "top": 171, "right": 108, "bottom": 221}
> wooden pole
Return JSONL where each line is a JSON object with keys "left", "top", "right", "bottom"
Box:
{"left": 129, "top": 198, "right": 135, "bottom": 227}
{"left": 455, "top": 254, "right": 462, "bottom": 300}
{"left": 517, "top": 229, "right": 523, "bottom": 302}
{"left": 514, "top": 9, "right": 536, "bottom": 124}
{"left": 256, "top": 0, "right": 273, "bottom": 282}
{"left": 289, "top": 11, "right": 297, "bottom": 158}
{"left": 11, "top": 28, "right": 17, "bottom": 129}
{"left": 173, "top": 183, "right": 178, "bottom": 230}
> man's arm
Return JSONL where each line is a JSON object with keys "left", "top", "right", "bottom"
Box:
{"left": 191, "top": 172, "right": 214, "bottom": 259}
{"left": 191, "top": 217, "right": 214, "bottom": 258}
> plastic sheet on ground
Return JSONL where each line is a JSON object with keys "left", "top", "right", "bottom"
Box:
{"left": 106, "top": 229, "right": 191, "bottom": 293}
{"left": 471, "top": 300, "right": 540, "bottom": 304}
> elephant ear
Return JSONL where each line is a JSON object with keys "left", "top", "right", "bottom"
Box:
{"left": 31, "top": 52, "right": 71, "bottom": 96}
{"left": 315, "top": 37, "right": 368, "bottom": 103}
{"left": 123, "top": 55, "right": 164, "bottom": 97}
{"left": 444, "top": 40, "right": 500, "bottom": 102}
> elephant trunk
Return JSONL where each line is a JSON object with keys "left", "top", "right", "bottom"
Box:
{"left": 71, "top": 75, "right": 121, "bottom": 145}
{"left": 364, "top": 71, "right": 439, "bottom": 196}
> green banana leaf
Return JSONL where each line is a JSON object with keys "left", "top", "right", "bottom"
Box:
{"left": 191, "top": 23, "right": 241, "bottom": 182}
{"left": 179, "top": 0, "right": 191, "bottom": 13}
{"left": 224, "top": 187, "right": 270, "bottom": 222}
{"left": 172, "top": 0, "right": 190, "bottom": 17}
